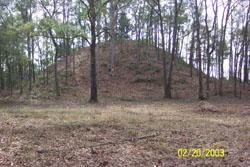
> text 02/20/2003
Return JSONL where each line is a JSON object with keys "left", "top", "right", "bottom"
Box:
{"left": 178, "top": 149, "right": 224, "bottom": 158}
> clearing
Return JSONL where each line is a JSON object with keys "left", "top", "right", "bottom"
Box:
{"left": 0, "top": 97, "right": 249, "bottom": 167}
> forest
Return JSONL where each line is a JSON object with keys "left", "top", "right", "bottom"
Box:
{"left": 0, "top": 0, "right": 250, "bottom": 166}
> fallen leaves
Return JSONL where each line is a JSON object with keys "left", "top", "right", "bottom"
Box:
{"left": 0, "top": 99, "right": 250, "bottom": 166}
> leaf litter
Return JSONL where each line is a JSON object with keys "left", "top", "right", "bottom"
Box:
{"left": 0, "top": 98, "right": 250, "bottom": 166}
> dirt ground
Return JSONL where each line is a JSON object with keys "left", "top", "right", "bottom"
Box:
{"left": 0, "top": 97, "right": 250, "bottom": 167}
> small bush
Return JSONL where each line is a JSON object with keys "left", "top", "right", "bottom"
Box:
{"left": 68, "top": 72, "right": 73, "bottom": 77}
{"left": 155, "top": 65, "right": 161, "bottom": 73}
{"left": 179, "top": 78, "right": 188, "bottom": 84}
{"left": 35, "top": 82, "right": 41, "bottom": 88}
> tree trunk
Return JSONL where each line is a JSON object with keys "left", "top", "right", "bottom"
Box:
{"left": 49, "top": 29, "right": 60, "bottom": 97}
{"left": 7, "top": 61, "right": 12, "bottom": 95}
{"left": 219, "top": 0, "right": 231, "bottom": 96}
{"left": 19, "top": 64, "right": 23, "bottom": 95}
{"left": 73, "top": 41, "right": 75, "bottom": 76}
{"left": 89, "top": 1, "right": 98, "bottom": 103}
{"left": 32, "top": 38, "right": 35, "bottom": 83}
{"left": 190, "top": 25, "right": 195, "bottom": 78}
{"left": 110, "top": 2, "right": 117, "bottom": 77}
{"left": 154, "top": 20, "right": 158, "bottom": 50}
{"left": 238, "top": 52, "right": 244, "bottom": 99}
{"left": 204, "top": 0, "right": 217, "bottom": 99}
{"left": 0, "top": 57, "right": 4, "bottom": 90}
{"left": 156, "top": 0, "right": 167, "bottom": 98}
{"left": 243, "top": 4, "right": 250, "bottom": 83}
{"left": 28, "top": 34, "right": 32, "bottom": 91}
{"left": 234, "top": 47, "right": 241, "bottom": 97}
{"left": 166, "top": 0, "right": 183, "bottom": 98}
{"left": 54, "top": 47, "right": 60, "bottom": 97}
{"left": 229, "top": 14, "right": 233, "bottom": 80}
{"left": 195, "top": 0, "right": 204, "bottom": 100}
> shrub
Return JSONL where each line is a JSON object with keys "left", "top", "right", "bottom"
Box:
{"left": 179, "top": 78, "right": 188, "bottom": 84}
{"left": 155, "top": 65, "right": 161, "bottom": 73}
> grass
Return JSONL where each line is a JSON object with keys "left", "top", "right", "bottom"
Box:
{"left": 0, "top": 99, "right": 249, "bottom": 166}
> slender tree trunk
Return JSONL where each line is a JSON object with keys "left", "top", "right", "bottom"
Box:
{"left": 136, "top": 5, "right": 142, "bottom": 66}
{"left": 63, "top": 1, "right": 68, "bottom": 85}
{"left": 96, "top": 15, "right": 101, "bottom": 80}
{"left": 154, "top": 20, "right": 158, "bottom": 49}
{"left": 46, "top": 47, "right": 49, "bottom": 85}
{"left": 49, "top": 29, "right": 60, "bottom": 97}
{"left": 0, "top": 57, "right": 4, "bottom": 90}
{"left": 204, "top": 0, "right": 217, "bottom": 99}
{"left": 238, "top": 52, "right": 244, "bottom": 99}
{"left": 214, "top": 50, "right": 219, "bottom": 95}
{"left": 0, "top": 57, "right": 2, "bottom": 91}
{"left": 110, "top": 2, "right": 117, "bottom": 77}
{"left": 156, "top": 0, "right": 167, "bottom": 98}
{"left": 42, "top": 59, "right": 45, "bottom": 85}
{"left": 243, "top": 4, "right": 250, "bottom": 83}
{"left": 32, "top": 38, "right": 35, "bottom": 83}
{"left": 72, "top": 41, "right": 75, "bottom": 76}
{"left": 179, "top": 35, "right": 184, "bottom": 58}
{"left": 65, "top": 42, "right": 68, "bottom": 84}
{"left": 234, "top": 63, "right": 238, "bottom": 97}
{"left": 89, "top": 1, "right": 98, "bottom": 103}
{"left": 28, "top": 0, "right": 33, "bottom": 91}
{"left": 104, "top": 15, "right": 109, "bottom": 42}
{"left": 7, "top": 61, "right": 12, "bottom": 95}
{"left": 234, "top": 46, "right": 241, "bottom": 97}
{"left": 190, "top": 25, "right": 195, "bottom": 78}
{"left": 54, "top": 47, "right": 60, "bottom": 97}
{"left": 168, "top": 23, "right": 172, "bottom": 58}
{"left": 166, "top": 0, "right": 183, "bottom": 98}
{"left": 157, "top": 20, "right": 160, "bottom": 60}
{"left": 19, "top": 64, "right": 23, "bottom": 95}
{"left": 195, "top": 0, "right": 204, "bottom": 100}
{"left": 229, "top": 14, "right": 233, "bottom": 80}
{"left": 28, "top": 34, "right": 32, "bottom": 91}
{"left": 239, "top": 52, "right": 244, "bottom": 83}
{"left": 219, "top": 0, "right": 231, "bottom": 96}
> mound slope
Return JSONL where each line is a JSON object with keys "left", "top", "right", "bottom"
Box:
{"left": 41, "top": 40, "right": 230, "bottom": 99}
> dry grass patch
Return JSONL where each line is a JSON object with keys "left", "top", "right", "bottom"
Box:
{"left": 0, "top": 100, "right": 250, "bottom": 166}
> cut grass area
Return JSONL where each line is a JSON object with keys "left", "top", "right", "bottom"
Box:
{"left": 0, "top": 100, "right": 249, "bottom": 166}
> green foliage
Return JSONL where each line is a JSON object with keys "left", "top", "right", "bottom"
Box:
{"left": 155, "top": 65, "right": 161, "bottom": 73}
{"left": 35, "top": 81, "right": 41, "bottom": 88}
{"left": 178, "top": 78, "right": 188, "bottom": 84}
{"left": 118, "top": 12, "right": 131, "bottom": 40}
{"left": 37, "top": 18, "right": 87, "bottom": 40}
{"left": 143, "top": 64, "right": 151, "bottom": 72}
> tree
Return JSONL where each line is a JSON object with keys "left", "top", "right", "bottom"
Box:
{"left": 166, "top": 0, "right": 183, "bottom": 98}
{"left": 118, "top": 11, "right": 130, "bottom": 52}
{"left": 109, "top": 0, "right": 132, "bottom": 76}
{"left": 218, "top": 0, "right": 232, "bottom": 96}
{"left": 146, "top": 0, "right": 167, "bottom": 98}
{"left": 243, "top": 2, "right": 250, "bottom": 84}
{"left": 79, "top": 0, "right": 111, "bottom": 103}
{"left": 15, "top": 0, "right": 35, "bottom": 92}
{"left": 0, "top": 3, "right": 32, "bottom": 95}
{"left": 195, "top": 0, "right": 204, "bottom": 100}
{"left": 204, "top": 0, "right": 217, "bottom": 99}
